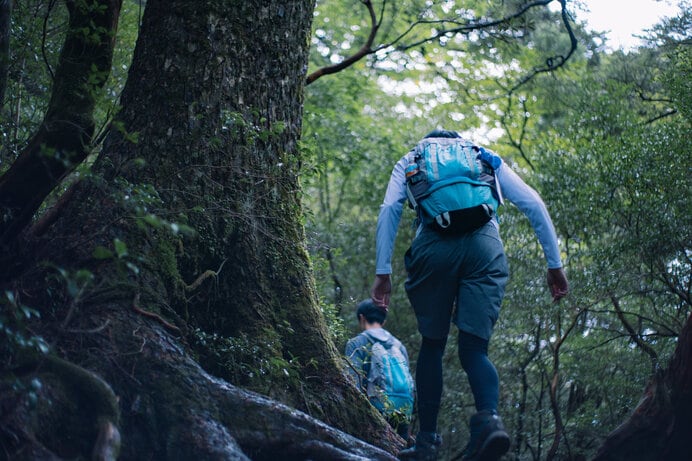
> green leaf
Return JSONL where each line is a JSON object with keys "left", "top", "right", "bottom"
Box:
{"left": 93, "top": 246, "right": 114, "bottom": 259}
{"left": 114, "top": 239, "right": 128, "bottom": 258}
{"left": 125, "top": 261, "right": 140, "bottom": 275}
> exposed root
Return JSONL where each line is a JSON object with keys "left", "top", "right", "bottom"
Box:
{"left": 184, "top": 259, "right": 227, "bottom": 291}
{"left": 92, "top": 418, "right": 121, "bottom": 461}
{"left": 10, "top": 352, "right": 121, "bottom": 460}
{"left": 132, "top": 293, "right": 181, "bottom": 333}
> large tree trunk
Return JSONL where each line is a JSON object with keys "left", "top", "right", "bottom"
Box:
{"left": 593, "top": 314, "right": 692, "bottom": 461}
{"left": 0, "top": 0, "right": 401, "bottom": 459}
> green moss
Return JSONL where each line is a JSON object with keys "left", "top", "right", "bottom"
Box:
{"left": 189, "top": 325, "right": 306, "bottom": 404}
{"left": 153, "top": 235, "right": 189, "bottom": 318}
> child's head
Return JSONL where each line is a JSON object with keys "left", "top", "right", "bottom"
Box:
{"left": 356, "top": 299, "right": 387, "bottom": 326}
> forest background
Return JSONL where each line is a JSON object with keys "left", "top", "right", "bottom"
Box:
{"left": 304, "top": 1, "right": 691, "bottom": 459}
{"left": 0, "top": 0, "right": 690, "bottom": 460}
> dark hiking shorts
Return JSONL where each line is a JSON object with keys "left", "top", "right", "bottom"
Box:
{"left": 404, "top": 221, "right": 509, "bottom": 340}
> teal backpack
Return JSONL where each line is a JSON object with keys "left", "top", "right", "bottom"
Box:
{"left": 365, "top": 337, "right": 415, "bottom": 419}
{"left": 406, "top": 136, "right": 502, "bottom": 233}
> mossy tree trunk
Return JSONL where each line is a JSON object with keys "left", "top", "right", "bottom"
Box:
{"left": 593, "top": 313, "right": 692, "bottom": 461}
{"left": 0, "top": 0, "right": 400, "bottom": 459}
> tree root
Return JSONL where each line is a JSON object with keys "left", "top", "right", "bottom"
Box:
{"left": 104, "top": 311, "right": 401, "bottom": 460}
{"left": 184, "top": 259, "right": 227, "bottom": 291}
{"left": 132, "top": 292, "right": 181, "bottom": 333}
{"left": 10, "top": 351, "right": 121, "bottom": 461}
{"left": 93, "top": 418, "right": 121, "bottom": 461}
{"left": 4, "top": 308, "right": 401, "bottom": 460}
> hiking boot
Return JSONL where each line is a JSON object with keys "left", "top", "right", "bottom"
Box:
{"left": 461, "top": 410, "right": 510, "bottom": 461}
{"left": 398, "top": 431, "right": 442, "bottom": 461}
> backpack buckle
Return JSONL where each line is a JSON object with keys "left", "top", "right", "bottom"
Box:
{"left": 434, "top": 212, "right": 451, "bottom": 229}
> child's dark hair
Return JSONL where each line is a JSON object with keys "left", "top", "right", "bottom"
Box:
{"left": 356, "top": 299, "right": 387, "bottom": 324}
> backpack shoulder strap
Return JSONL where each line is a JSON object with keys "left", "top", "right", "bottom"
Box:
{"left": 358, "top": 331, "right": 378, "bottom": 375}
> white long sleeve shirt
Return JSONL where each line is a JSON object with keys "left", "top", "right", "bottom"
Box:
{"left": 375, "top": 148, "right": 563, "bottom": 274}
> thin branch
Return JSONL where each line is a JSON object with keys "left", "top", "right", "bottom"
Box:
{"left": 41, "top": 0, "right": 58, "bottom": 81}
{"left": 508, "top": 0, "right": 578, "bottom": 95}
{"left": 306, "top": 0, "right": 381, "bottom": 85}
{"left": 324, "top": 245, "right": 344, "bottom": 307}
{"left": 546, "top": 307, "right": 580, "bottom": 460}
{"left": 306, "top": 0, "right": 564, "bottom": 86}
{"left": 651, "top": 257, "right": 691, "bottom": 314}
{"left": 501, "top": 96, "right": 535, "bottom": 170}
{"left": 637, "top": 91, "right": 674, "bottom": 104}
{"left": 183, "top": 259, "right": 227, "bottom": 291}
{"left": 644, "top": 108, "right": 677, "bottom": 124}
{"left": 132, "top": 292, "right": 181, "bottom": 334}
{"left": 610, "top": 295, "right": 659, "bottom": 373}
{"left": 28, "top": 179, "right": 80, "bottom": 237}
{"left": 391, "top": 0, "right": 555, "bottom": 53}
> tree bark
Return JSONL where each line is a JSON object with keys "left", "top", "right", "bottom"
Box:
{"left": 593, "top": 314, "right": 692, "bottom": 461}
{"left": 0, "top": 0, "right": 401, "bottom": 459}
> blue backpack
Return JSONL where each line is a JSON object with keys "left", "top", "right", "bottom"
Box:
{"left": 364, "top": 336, "right": 415, "bottom": 419}
{"left": 406, "top": 136, "right": 502, "bottom": 233}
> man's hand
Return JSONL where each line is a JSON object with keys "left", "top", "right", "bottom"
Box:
{"left": 371, "top": 274, "right": 392, "bottom": 308}
{"left": 547, "top": 267, "right": 569, "bottom": 302}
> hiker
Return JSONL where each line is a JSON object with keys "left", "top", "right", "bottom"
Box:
{"left": 371, "top": 129, "right": 569, "bottom": 461}
{"left": 345, "top": 299, "right": 415, "bottom": 442}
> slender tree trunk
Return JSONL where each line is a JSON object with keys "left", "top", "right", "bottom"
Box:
{"left": 547, "top": 312, "right": 578, "bottom": 460}
{"left": 0, "top": 0, "right": 401, "bottom": 458}
{"left": 514, "top": 325, "right": 541, "bottom": 461}
{"left": 0, "top": 0, "right": 122, "bottom": 247}
{"left": 0, "top": 0, "right": 11, "bottom": 108}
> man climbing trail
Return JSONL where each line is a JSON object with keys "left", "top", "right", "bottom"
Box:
{"left": 370, "top": 129, "right": 569, "bottom": 461}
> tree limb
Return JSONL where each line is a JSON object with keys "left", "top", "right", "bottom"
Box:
{"left": 390, "top": 0, "right": 555, "bottom": 53}
{"left": 610, "top": 295, "right": 659, "bottom": 373}
{"left": 307, "top": 0, "right": 381, "bottom": 85}
{"left": 306, "top": 0, "right": 567, "bottom": 86}
{"left": 41, "top": 0, "right": 58, "bottom": 81}
{"left": 501, "top": 96, "right": 535, "bottom": 170}
{"left": 508, "top": 0, "right": 578, "bottom": 95}
{"left": 546, "top": 308, "right": 579, "bottom": 460}
{"left": 644, "top": 108, "right": 677, "bottom": 124}
{"left": 132, "top": 292, "right": 181, "bottom": 333}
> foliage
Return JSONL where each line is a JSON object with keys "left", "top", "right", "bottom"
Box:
{"left": 0, "top": 290, "right": 49, "bottom": 359}
{"left": 0, "top": 290, "right": 50, "bottom": 411}
{"left": 1, "top": 0, "right": 65, "bottom": 165}
{"left": 190, "top": 326, "right": 305, "bottom": 399}
{"left": 0, "top": 0, "right": 140, "bottom": 170}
